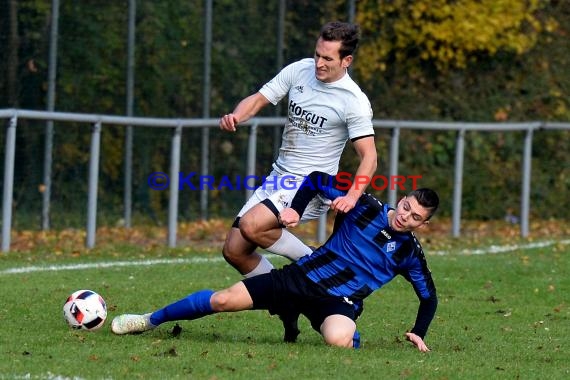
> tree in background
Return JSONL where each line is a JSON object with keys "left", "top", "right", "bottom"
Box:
{"left": 0, "top": 0, "right": 568, "bottom": 225}
{"left": 347, "top": 0, "right": 568, "bottom": 219}
{"left": 357, "top": 0, "right": 553, "bottom": 74}
{"left": 355, "top": 0, "right": 564, "bottom": 120}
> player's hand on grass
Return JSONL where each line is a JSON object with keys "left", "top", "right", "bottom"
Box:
{"left": 279, "top": 208, "right": 300, "bottom": 228}
{"left": 405, "top": 332, "right": 430, "bottom": 352}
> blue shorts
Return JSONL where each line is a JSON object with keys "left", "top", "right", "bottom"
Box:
{"left": 242, "top": 263, "right": 357, "bottom": 332}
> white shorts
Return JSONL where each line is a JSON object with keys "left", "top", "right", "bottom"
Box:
{"left": 236, "top": 169, "right": 330, "bottom": 222}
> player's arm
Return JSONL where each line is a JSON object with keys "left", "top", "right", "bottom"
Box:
{"left": 402, "top": 258, "right": 438, "bottom": 352}
{"left": 279, "top": 171, "right": 345, "bottom": 228}
{"left": 409, "top": 275, "right": 438, "bottom": 342}
{"left": 219, "top": 92, "right": 270, "bottom": 132}
{"left": 407, "top": 292, "right": 438, "bottom": 352}
{"left": 330, "top": 136, "right": 377, "bottom": 213}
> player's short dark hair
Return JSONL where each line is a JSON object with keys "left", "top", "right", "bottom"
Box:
{"left": 408, "top": 188, "right": 440, "bottom": 220}
{"left": 319, "top": 21, "right": 360, "bottom": 59}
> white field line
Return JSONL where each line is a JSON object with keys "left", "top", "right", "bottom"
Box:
{"left": 0, "top": 256, "right": 227, "bottom": 275}
{"left": 1, "top": 239, "right": 569, "bottom": 276}
{"left": 430, "top": 238, "right": 570, "bottom": 256}
{"left": 2, "top": 373, "right": 88, "bottom": 380}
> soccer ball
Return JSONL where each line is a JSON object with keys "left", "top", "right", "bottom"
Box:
{"left": 63, "top": 289, "right": 107, "bottom": 331}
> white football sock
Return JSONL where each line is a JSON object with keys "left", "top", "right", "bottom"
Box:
{"left": 265, "top": 229, "right": 313, "bottom": 261}
{"left": 244, "top": 255, "right": 274, "bottom": 278}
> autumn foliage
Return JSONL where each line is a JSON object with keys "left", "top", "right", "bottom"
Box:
{"left": 0, "top": 0, "right": 568, "bottom": 232}
{"left": 356, "top": 0, "right": 557, "bottom": 75}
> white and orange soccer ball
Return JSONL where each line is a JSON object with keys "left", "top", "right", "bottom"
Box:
{"left": 63, "top": 290, "right": 107, "bottom": 331}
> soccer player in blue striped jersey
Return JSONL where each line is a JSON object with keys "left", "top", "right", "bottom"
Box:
{"left": 112, "top": 172, "right": 439, "bottom": 351}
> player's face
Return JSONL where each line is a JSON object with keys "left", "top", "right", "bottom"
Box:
{"left": 313, "top": 38, "right": 352, "bottom": 83}
{"left": 390, "top": 196, "right": 431, "bottom": 232}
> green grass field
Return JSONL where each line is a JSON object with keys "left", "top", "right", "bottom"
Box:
{"left": 0, "top": 239, "right": 569, "bottom": 380}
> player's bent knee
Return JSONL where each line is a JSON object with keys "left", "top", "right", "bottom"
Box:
{"left": 222, "top": 229, "right": 247, "bottom": 263}
{"left": 238, "top": 215, "right": 259, "bottom": 242}
{"left": 210, "top": 291, "right": 232, "bottom": 312}
{"left": 323, "top": 331, "right": 354, "bottom": 348}
{"left": 321, "top": 315, "right": 356, "bottom": 348}
{"left": 222, "top": 243, "right": 237, "bottom": 263}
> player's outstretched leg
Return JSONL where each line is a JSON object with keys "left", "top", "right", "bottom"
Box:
{"left": 111, "top": 289, "right": 215, "bottom": 335}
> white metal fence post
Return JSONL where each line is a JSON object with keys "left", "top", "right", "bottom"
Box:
{"left": 168, "top": 125, "right": 182, "bottom": 248}
{"left": 388, "top": 126, "right": 400, "bottom": 207}
{"left": 2, "top": 115, "right": 17, "bottom": 252}
{"left": 452, "top": 129, "right": 465, "bottom": 238}
{"left": 521, "top": 127, "right": 534, "bottom": 238}
{"left": 86, "top": 121, "right": 102, "bottom": 248}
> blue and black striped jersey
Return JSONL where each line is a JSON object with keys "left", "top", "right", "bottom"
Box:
{"left": 291, "top": 172, "right": 437, "bottom": 338}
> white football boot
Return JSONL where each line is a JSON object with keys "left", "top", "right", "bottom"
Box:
{"left": 111, "top": 313, "right": 155, "bottom": 335}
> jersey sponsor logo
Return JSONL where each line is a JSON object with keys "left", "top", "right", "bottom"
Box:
{"left": 288, "top": 100, "right": 328, "bottom": 135}
{"left": 380, "top": 229, "right": 392, "bottom": 240}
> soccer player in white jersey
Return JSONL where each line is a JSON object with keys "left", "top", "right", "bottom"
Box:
{"left": 218, "top": 21, "right": 377, "bottom": 341}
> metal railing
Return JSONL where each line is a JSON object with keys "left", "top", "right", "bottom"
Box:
{"left": 1, "top": 108, "right": 569, "bottom": 252}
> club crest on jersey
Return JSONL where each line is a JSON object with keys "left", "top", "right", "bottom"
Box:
{"left": 386, "top": 241, "right": 396, "bottom": 252}
{"left": 294, "top": 85, "right": 304, "bottom": 93}
{"left": 277, "top": 194, "right": 290, "bottom": 208}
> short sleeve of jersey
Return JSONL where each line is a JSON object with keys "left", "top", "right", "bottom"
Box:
{"left": 259, "top": 60, "right": 310, "bottom": 105}
{"left": 342, "top": 81, "right": 374, "bottom": 140}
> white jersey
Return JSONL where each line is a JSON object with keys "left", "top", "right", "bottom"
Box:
{"left": 259, "top": 58, "right": 374, "bottom": 176}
